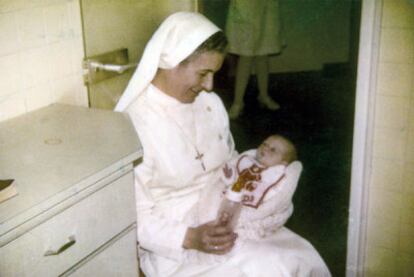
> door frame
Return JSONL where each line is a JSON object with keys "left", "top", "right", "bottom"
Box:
{"left": 346, "top": 0, "right": 382, "bottom": 276}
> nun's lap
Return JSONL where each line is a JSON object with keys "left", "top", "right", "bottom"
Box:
{"left": 225, "top": 227, "right": 331, "bottom": 277}
{"left": 141, "top": 227, "right": 330, "bottom": 277}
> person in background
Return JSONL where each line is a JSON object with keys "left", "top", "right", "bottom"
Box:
{"left": 226, "top": 0, "right": 286, "bottom": 119}
{"left": 115, "top": 11, "right": 330, "bottom": 277}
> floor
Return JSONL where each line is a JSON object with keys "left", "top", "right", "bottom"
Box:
{"left": 216, "top": 62, "right": 356, "bottom": 277}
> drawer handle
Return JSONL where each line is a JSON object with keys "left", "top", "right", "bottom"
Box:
{"left": 44, "top": 235, "right": 76, "bottom": 256}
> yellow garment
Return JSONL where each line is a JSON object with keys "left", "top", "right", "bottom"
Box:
{"left": 226, "top": 0, "right": 285, "bottom": 56}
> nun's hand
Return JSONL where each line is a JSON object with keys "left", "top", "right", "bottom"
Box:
{"left": 183, "top": 221, "right": 238, "bottom": 255}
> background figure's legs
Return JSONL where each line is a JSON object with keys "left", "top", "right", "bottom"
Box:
{"left": 255, "top": 55, "right": 280, "bottom": 110}
{"left": 229, "top": 55, "right": 254, "bottom": 119}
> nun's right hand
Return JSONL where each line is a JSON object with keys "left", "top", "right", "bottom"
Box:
{"left": 182, "top": 221, "right": 238, "bottom": 255}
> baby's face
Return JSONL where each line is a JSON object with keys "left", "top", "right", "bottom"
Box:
{"left": 256, "top": 136, "right": 288, "bottom": 167}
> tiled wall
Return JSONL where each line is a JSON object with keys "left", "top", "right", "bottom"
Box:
{"left": 0, "top": 0, "right": 87, "bottom": 122}
{"left": 365, "top": 0, "right": 414, "bottom": 275}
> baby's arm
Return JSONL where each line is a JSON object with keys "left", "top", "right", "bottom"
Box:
{"left": 221, "top": 152, "right": 252, "bottom": 187}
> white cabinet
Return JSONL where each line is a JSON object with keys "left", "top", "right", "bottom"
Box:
{"left": 0, "top": 104, "right": 142, "bottom": 276}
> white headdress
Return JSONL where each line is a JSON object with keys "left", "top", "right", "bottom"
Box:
{"left": 114, "top": 12, "right": 220, "bottom": 112}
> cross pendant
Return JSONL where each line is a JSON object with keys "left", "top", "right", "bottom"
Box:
{"left": 195, "top": 150, "right": 206, "bottom": 171}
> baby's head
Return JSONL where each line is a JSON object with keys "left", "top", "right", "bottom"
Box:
{"left": 256, "top": 134, "right": 297, "bottom": 167}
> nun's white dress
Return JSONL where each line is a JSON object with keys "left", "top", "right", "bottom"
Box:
{"left": 125, "top": 85, "right": 330, "bottom": 277}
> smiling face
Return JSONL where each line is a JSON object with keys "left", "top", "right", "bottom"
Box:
{"left": 256, "top": 136, "right": 294, "bottom": 167}
{"left": 159, "top": 51, "right": 224, "bottom": 103}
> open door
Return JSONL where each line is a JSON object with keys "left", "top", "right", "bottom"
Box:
{"left": 80, "top": 0, "right": 197, "bottom": 109}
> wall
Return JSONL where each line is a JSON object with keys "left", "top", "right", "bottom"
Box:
{"left": 364, "top": 0, "right": 414, "bottom": 275}
{"left": 0, "top": 0, "right": 87, "bottom": 122}
{"left": 81, "top": 0, "right": 195, "bottom": 110}
{"left": 200, "top": 0, "right": 351, "bottom": 73}
{"left": 269, "top": 0, "right": 351, "bottom": 73}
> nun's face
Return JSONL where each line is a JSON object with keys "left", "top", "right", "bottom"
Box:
{"left": 168, "top": 51, "right": 224, "bottom": 103}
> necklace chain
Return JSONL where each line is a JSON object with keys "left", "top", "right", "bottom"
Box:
{"left": 174, "top": 113, "right": 206, "bottom": 171}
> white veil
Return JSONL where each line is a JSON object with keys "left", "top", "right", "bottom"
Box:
{"left": 114, "top": 12, "right": 220, "bottom": 112}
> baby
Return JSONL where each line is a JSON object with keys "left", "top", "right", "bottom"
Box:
{"left": 190, "top": 134, "right": 302, "bottom": 262}
{"left": 222, "top": 134, "right": 297, "bottom": 207}
{"left": 216, "top": 134, "right": 301, "bottom": 239}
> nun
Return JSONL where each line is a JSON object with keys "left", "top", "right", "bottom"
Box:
{"left": 115, "top": 11, "right": 330, "bottom": 277}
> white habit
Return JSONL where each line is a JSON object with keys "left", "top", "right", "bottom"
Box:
{"left": 126, "top": 85, "right": 330, "bottom": 277}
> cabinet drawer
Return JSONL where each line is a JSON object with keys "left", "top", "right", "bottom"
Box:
{"left": 67, "top": 226, "right": 138, "bottom": 277}
{"left": 0, "top": 171, "right": 136, "bottom": 277}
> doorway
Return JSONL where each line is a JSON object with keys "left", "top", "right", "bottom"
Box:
{"left": 200, "top": 1, "right": 362, "bottom": 276}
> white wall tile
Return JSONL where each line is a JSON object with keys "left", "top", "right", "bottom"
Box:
{"left": 70, "top": 37, "right": 84, "bottom": 74}
{"left": 366, "top": 215, "right": 400, "bottom": 249}
{"left": 0, "top": 0, "right": 86, "bottom": 122}
{"left": 20, "top": 46, "right": 51, "bottom": 89}
{"left": 25, "top": 82, "right": 53, "bottom": 112}
{"left": 365, "top": 2, "right": 414, "bottom": 276}
{"left": 365, "top": 246, "right": 398, "bottom": 276}
{"left": 368, "top": 188, "right": 402, "bottom": 221}
{"left": 75, "top": 85, "right": 88, "bottom": 106}
{"left": 0, "top": 0, "right": 24, "bottom": 13}
{"left": 0, "top": 53, "right": 22, "bottom": 96}
{"left": 400, "top": 193, "right": 414, "bottom": 226}
{"left": 0, "top": 12, "right": 20, "bottom": 56}
{"left": 51, "top": 74, "right": 86, "bottom": 106}
{"left": 382, "top": 0, "right": 414, "bottom": 28}
{"left": 375, "top": 95, "right": 409, "bottom": 129}
{"left": 44, "top": 2, "right": 72, "bottom": 43}
{"left": 371, "top": 158, "right": 404, "bottom": 192}
{"left": 377, "top": 62, "right": 413, "bottom": 97}
{"left": 43, "top": 0, "right": 70, "bottom": 6}
{"left": 48, "top": 40, "right": 75, "bottom": 80}
{"left": 21, "top": 0, "right": 44, "bottom": 9}
{"left": 373, "top": 128, "right": 407, "bottom": 160}
{"left": 0, "top": 92, "right": 26, "bottom": 121}
{"left": 399, "top": 221, "right": 414, "bottom": 255}
{"left": 379, "top": 28, "right": 414, "bottom": 63}
{"left": 73, "top": 72, "right": 88, "bottom": 106}
{"left": 409, "top": 98, "right": 414, "bottom": 132}
{"left": 0, "top": 0, "right": 43, "bottom": 13}
{"left": 67, "top": 0, "right": 82, "bottom": 37}
{"left": 17, "top": 7, "right": 46, "bottom": 50}
{"left": 406, "top": 130, "right": 414, "bottom": 162}
{"left": 403, "top": 162, "right": 414, "bottom": 194}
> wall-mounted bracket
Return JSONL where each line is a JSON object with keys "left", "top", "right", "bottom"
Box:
{"left": 83, "top": 48, "right": 137, "bottom": 85}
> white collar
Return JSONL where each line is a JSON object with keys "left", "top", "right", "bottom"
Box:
{"left": 147, "top": 83, "right": 183, "bottom": 108}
